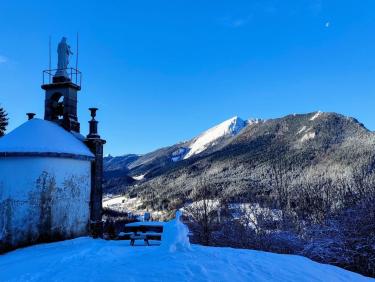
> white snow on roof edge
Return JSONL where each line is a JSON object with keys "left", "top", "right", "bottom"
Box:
{"left": 0, "top": 119, "right": 94, "bottom": 157}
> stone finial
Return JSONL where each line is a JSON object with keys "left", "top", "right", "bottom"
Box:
{"left": 89, "top": 108, "right": 98, "bottom": 120}
{"left": 87, "top": 108, "right": 100, "bottom": 138}
{"left": 27, "top": 113, "right": 36, "bottom": 120}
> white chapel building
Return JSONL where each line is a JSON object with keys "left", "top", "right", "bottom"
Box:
{"left": 0, "top": 37, "right": 105, "bottom": 252}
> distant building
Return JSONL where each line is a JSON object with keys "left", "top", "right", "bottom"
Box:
{"left": 0, "top": 37, "right": 105, "bottom": 252}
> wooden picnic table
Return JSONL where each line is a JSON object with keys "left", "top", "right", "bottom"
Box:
{"left": 121, "top": 222, "right": 164, "bottom": 246}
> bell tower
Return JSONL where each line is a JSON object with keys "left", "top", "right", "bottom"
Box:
{"left": 41, "top": 37, "right": 82, "bottom": 133}
{"left": 40, "top": 36, "right": 106, "bottom": 238}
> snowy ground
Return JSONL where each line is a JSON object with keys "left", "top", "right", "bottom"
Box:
{"left": 0, "top": 213, "right": 372, "bottom": 282}
{"left": 1, "top": 241, "right": 372, "bottom": 282}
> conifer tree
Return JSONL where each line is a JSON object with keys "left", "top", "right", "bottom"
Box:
{"left": 0, "top": 105, "right": 8, "bottom": 136}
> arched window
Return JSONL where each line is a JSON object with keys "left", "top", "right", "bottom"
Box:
{"left": 50, "top": 92, "right": 64, "bottom": 120}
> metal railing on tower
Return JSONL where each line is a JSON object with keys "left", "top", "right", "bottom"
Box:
{"left": 42, "top": 68, "right": 82, "bottom": 87}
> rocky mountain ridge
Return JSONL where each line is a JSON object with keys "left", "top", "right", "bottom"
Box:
{"left": 104, "top": 112, "right": 375, "bottom": 211}
{"left": 104, "top": 116, "right": 255, "bottom": 191}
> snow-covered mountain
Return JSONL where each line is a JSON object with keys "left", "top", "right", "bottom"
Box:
{"left": 104, "top": 116, "right": 254, "bottom": 187}
{"left": 183, "top": 116, "right": 247, "bottom": 159}
{"left": 104, "top": 111, "right": 375, "bottom": 196}
{"left": 170, "top": 116, "right": 250, "bottom": 162}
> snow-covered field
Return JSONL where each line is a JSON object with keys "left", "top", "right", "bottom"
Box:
{"left": 0, "top": 238, "right": 371, "bottom": 282}
{"left": 0, "top": 212, "right": 371, "bottom": 282}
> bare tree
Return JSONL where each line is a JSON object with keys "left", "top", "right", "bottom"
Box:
{"left": 184, "top": 177, "right": 217, "bottom": 245}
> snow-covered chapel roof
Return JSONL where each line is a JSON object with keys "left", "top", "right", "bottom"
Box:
{"left": 0, "top": 119, "right": 94, "bottom": 159}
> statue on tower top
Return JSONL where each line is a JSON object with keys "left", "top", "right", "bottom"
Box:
{"left": 55, "top": 37, "right": 73, "bottom": 78}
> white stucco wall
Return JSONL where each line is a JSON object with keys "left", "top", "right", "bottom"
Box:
{"left": 0, "top": 157, "right": 91, "bottom": 250}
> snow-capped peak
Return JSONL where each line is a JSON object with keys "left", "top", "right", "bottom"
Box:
{"left": 183, "top": 116, "right": 247, "bottom": 159}
{"left": 310, "top": 111, "right": 322, "bottom": 121}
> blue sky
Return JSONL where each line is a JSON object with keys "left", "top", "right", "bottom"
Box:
{"left": 0, "top": 1, "right": 374, "bottom": 155}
